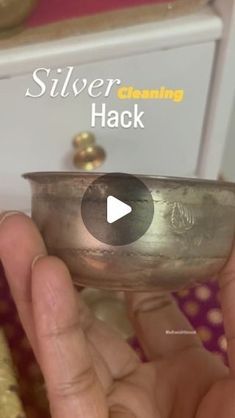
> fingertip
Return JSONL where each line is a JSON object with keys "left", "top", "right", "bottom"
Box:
{"left": 125, "top": 291, "right": 172, "bottom": 316}
{"left": 0, "top": 211, "right": 30, "bottom": 238}
{"left": 0, "top": 211, "right": 23, "bottom": 226}
{"left": 0, "top": 211, "right": 47, "bottom": 257}
{"left": 32, "top": 255, "right": 71, "bottom": 283}
{"left": 31, "top": 253, "right": 46, "bottom": 270}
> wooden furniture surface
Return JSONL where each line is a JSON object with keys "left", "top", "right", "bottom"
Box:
{"left": 0, "top": 0, "right": 209, "bottom": 47}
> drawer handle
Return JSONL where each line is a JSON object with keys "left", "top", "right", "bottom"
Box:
{"left": 73, "top": 132, "right": 106, "bottom": 171}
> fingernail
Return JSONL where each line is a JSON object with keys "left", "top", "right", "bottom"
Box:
{"left": 0, "top": 211, "right": 22, "bottom": 227}
{"left": 127, "top": 292, "right": 172, "bottom": 315}
{"left": 31, "top": 254, "right": 46, "bottom": 271}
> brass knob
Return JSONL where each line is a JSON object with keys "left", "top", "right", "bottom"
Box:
{"left": 73, "top": 132, "right": 106, "bottom": 171}
{"left": 0, "top": 0, "right": 37, "bottom": 32}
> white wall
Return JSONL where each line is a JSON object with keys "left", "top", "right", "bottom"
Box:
{"left": 221, "top": 99, "right": 235, "bottom": 180}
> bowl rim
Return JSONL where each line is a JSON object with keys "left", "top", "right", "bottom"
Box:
{"left": 22, "top": 171, "right": 235, "bottom": 188}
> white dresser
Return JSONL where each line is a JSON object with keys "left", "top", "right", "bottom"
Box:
{"left": 0, "top": 2, "right": 234, "bottom": 211}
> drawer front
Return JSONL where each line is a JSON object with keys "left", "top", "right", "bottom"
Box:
{"left": 0, "top": 41, "right": 215, "bottom": 211}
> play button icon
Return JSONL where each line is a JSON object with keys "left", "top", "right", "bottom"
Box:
{"left": 81, "top": 173, "right": 154, "bottom": 246}
{"left": 107, "top": 196, "right": 132, "bottom": 224}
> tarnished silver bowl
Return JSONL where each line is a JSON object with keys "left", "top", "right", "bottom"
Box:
{"left": 23, "top": 172, "right": 235, "bottom": 292}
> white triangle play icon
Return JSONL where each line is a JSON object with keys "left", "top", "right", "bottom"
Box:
{"left": 107, "top": 196, "right": 132, "bottom": 224}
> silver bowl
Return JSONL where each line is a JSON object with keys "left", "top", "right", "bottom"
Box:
{"left": 23, "top": 172, "right": 235, "bottom": 292}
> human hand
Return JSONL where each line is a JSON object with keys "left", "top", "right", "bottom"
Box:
{"left": 0, "top": 212, "right": 235, "bottom": 418}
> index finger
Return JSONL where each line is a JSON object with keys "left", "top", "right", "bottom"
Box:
{"left": 32, "top": 255, "right": 108, "bottom": 418}
{"left": 0, "top": 212, "right": 47, "bottom": 354}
